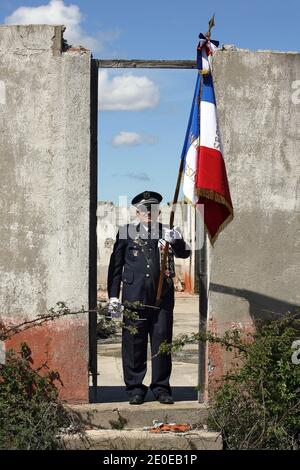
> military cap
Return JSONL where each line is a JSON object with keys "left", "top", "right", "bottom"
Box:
{"left": 131, "top": 191, "right": 163, "bottom": 208}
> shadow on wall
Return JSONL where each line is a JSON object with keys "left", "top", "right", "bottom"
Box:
{"left": 210, "top": 283, "right": 299, "bottom": 322}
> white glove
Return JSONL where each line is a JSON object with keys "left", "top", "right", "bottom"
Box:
{"left": 108, "top": 297, "right": 123, "bottom": 318}
{"left": 162, "top": 226, "right": 182, "bottom": 245}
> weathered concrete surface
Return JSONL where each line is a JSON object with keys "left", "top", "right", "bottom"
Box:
{"left": 69, "top": 400, "right": 208, "bottom": 429}
{"left": 206, "top": 48, "right": 300, "bottom": 393}
{"left": 65, "top": 428, "right": 222, "bottom": 450}
{"left": 0, "top": 25, "right": 95, "bottom": 403}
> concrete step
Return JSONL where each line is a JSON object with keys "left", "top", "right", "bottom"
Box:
{"left": 68, "top": 401, "right": 209, "bottom": 430}
{"left": 65, "top": 428, "right": 222, "bottom": 450}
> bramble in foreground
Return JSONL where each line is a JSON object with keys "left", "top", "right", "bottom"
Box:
{"left": 159, "top": 311, "right": 300, "bottom": 450}
{"left": 0, "top": 300, "right": 142, "bottom": 450}
{"left": 0, "top": 343, "right": 84, "bottom": 450}
{"left": 209, "top": 313, "right": 300, "bottom": 449}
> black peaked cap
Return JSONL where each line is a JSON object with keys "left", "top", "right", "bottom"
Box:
{"left": 131, "top": 191, "right": 163, "bottom": 207}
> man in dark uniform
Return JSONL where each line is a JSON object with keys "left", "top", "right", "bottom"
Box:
{"left": 107, "top": 191, "right": 190, "bottom": 405}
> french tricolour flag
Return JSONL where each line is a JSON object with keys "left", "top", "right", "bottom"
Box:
{"left": 181, "top": 35, "right": 233, "bottom": 244}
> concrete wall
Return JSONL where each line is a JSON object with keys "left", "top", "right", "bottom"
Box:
{"left": 96, "top": 201, "right": 197, "bottom": 295}
{"left": 206, "top": 47, "right": 300, "bottom": 392}
{"left": 0, "top": 25, "right": 96, "bottom": 403}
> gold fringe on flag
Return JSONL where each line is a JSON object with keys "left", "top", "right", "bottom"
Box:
{"left": 197, "top": 188, "right": 234, "bottom": 245}
{"left": 186, "top": 188, "right": 234, "bottom": 245}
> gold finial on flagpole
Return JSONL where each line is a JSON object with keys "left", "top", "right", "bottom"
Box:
{"left": 207, "top": 14, "right": 215, "bottom": 39}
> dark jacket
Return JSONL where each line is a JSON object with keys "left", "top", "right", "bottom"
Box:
{"left": 107, "top": 223, "right": 190, "bottom": 308}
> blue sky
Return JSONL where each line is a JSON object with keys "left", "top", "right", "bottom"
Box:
{"left": 1, "top": 0, "right": 299, "bottom": 204}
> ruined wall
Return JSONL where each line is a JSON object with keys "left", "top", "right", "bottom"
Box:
{"left": 1, "top": 26, "right": 299, "bottom": 403}
{"left": 0, "top": 25, "right": 96, "bottom": 403}
{"left": 207, "top": 47, "right": 300, "bottom": 392}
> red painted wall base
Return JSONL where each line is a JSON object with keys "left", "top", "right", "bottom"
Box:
{"left": 5, "top": 316, "right": 89, "bottom": 404}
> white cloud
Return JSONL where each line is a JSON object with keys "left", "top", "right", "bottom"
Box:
{"left": 99, "top": 70, "right": 160, "bottom": 111}
{"left": 4, "top": 0, "right": 104, "bottom": 51}
{"left": 112, "top": 131, "right": 156, "bottom": 147}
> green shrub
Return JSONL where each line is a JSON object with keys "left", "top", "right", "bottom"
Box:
{"left": 97, "top": 316, "right": 118, "bottom": 339}
{"left": 0, "top": 343, "right": 83, "bottom": 450}
{"left": 96, "top": 300, "right": 143, "bottom": 340}
{"left": 208, "top": 313, "right": 300, "bottom": 450}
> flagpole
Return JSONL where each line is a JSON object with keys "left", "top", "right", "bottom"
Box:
{"left": 155, "top": 158, "right": 184, "bottom": 305}
{"left": 196, "top": 18, "right": 214, "bottom": 402}
{"left": 195, "top": 72, "right": 208, "bottom": 403}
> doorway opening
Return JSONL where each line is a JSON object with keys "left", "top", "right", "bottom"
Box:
{"left": 89, "top": 59, "right": 206, "bottom": 403}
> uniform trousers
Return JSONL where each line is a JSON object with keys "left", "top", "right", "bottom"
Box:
{"left": 122, "top": 305, "right": 173, "bottom": 399}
